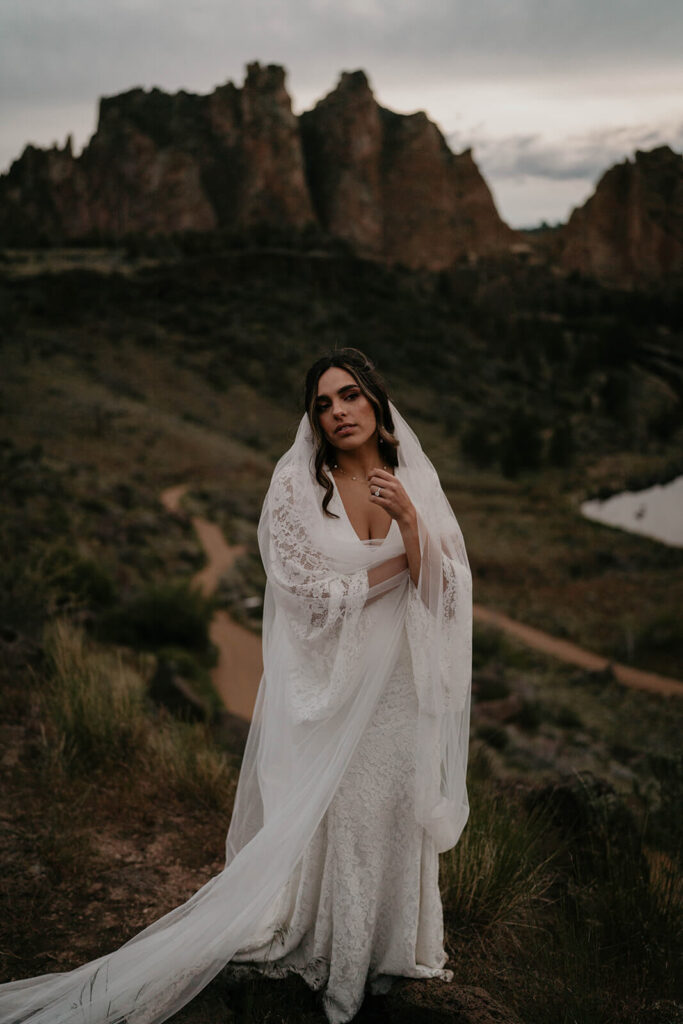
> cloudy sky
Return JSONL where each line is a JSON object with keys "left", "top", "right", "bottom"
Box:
{"left": 1, "top": 0, "right": 681, "bottom": 227}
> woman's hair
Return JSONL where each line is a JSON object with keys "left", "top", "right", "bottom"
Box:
{"left": 303, "top": 347, "right": 399, "bottom": 517}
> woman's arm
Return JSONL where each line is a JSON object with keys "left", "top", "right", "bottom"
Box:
{"left": 367, "top": 552, "right": 408, "bottom": 587}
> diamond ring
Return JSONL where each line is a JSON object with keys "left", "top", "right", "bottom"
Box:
{"left": 374, "top": 487, "right": 382, "bottom": 497}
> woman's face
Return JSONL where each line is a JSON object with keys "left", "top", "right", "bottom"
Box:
{"left": 315, "top": 367, "right": 378, "bottom": 451}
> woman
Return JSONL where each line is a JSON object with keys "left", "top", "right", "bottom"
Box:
{"left": 0, "top": 348, "right": 472, "bottom": 1024}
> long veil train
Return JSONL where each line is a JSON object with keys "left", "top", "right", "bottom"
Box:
{"left": 0, "top": 402, "right": 472, "bottom": 1024}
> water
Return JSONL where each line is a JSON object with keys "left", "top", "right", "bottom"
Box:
{"left": 580, "top": 474, "right": 683, "bottom": 547}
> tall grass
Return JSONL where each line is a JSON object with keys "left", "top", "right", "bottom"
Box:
{"left": 440, "top": 780, "right": 557, "bottom": 945}
{"left": 146, "top": 720, "right": 235, "bottom": 811}
{"left": 444, "top": 770, "right": 683, "bottom": 1023}
{"left": 39, "top": 619, "right": 234, "bottom": 811}
{"left": 42, "top": 618, "right": 147, "bottom": 771}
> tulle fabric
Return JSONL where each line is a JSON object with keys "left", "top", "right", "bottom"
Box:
{"left": 0, "top": 402, "right": 472, "bottom": 1024}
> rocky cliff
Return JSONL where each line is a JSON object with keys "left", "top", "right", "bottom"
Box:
{"left": 0, "top": 63, "right": 314, "bottom": 245}
{"left": 0, "top": 64, "right": 517, "bottom": 269}
{"left": 557, "top": 145, "right": 683, "bottom": 284}
{"left": 300, "top": 71, "right": 516, "bottom": 269}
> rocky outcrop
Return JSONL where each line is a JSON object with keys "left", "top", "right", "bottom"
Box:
{"left": 301, "top": 71, "right": 518, "bottom": 269}
{"left": 386, "top": 978, "right": 522, "bottom": 1024}
{"left": 0, "top": 64, "right": 518, "bottom": 269}
{"left": 557, "top": 145, "right": 683, "bottom": 284}
{"left": 0, "top": 63, "right": 314, "bottom": 245}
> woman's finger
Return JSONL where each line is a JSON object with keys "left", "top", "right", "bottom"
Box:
{"left": 369, "top": 468, "right": 397, "bottom": 485}
{"left": 368, "top": 474, "right": 398, "bottom": 492}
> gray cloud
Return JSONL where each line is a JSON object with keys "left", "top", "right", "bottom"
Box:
{"left": 2, "top": 0, "right": 682, "bottom": 106}
{"left": 1, "top": 0, "right": 681, "bottom": 225}
{"left": 451, "top": 122, "right": 683, "bottom": 185}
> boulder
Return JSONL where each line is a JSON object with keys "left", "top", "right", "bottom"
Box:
{"left": 384, "top": 978, "right": 521, "bottom": 1024}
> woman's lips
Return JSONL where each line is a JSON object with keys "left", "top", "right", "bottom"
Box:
{"left": 335, "top": 424, "right": 355, "bottom": 435}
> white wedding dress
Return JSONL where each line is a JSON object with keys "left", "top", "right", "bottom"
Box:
{"left": 227, "top": 484, "right": 453, "bottom": 1023}
{"left": 0, "top": 403, "right": 471, "bottom": 1024}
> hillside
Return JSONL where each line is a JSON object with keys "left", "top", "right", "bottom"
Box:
{"left": 2, "top": 242, "right": 683, "bottom": 663}
{"left": 1, "top": 245, "right": 682, "bottom": 1021}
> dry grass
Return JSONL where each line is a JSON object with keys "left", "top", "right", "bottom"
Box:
{"left": 41, "top": 618, "right": 147, "bottom": 771}
{"left": 441, "top": 782, "right": 557, "bottom": 947}
{"left": 39, "top": 619, "right": 235, "bottom": 810}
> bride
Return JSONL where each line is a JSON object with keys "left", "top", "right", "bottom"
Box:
{"left": 0, "top": 347, "right": 473, "bottom": 1024}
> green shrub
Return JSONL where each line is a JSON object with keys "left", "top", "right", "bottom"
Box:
{"left": 99, "top": 582, "right": 214, "bottom": 652}
{"left": 555, "top": 704, "right": 583, "bottom": 730}
{"left": 43, "top": 546, "right": 116, "bottom": 609}
{"left": 475, "top": 675, "right": 512, "bottom": 702}
{"left": 513, "top": 698, "right": 543, "bottom": 732}
{"left": 154, "top": 646, "right": 222, "bottom": 718}
{"left": 40, "top": 621, "right": 234, "bottom": 809}
{"left": 473, "top": 624, "right": 507, "bottom": 667}
{"left": 636, "top": 610, "right": 683, "bottom": 658}
{"left": 477, "top": 723, "right": 509, "bottom": 750}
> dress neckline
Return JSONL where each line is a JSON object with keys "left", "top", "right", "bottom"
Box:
{"left": 330, "top": 466, "right": 399, "bottom": 545}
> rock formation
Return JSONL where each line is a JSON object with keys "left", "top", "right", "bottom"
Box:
{"left": 4, "top": 62, "right": 679, "bottom": 284}
{"left": 0, "top": 63, "right": 314, "bottom": 245}
{"left": 557, "top": 145, "right": 683, "bottom": 284}
{"left": 0, "top": 64, "right": 517, "bottom": 269}
{"left": 301, "top": 71, "right": 517, "bottom": 269}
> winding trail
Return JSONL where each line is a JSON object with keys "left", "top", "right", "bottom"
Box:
{"left": 160, "top": 485, "right": 262, "bottom": 720}
{"left": 161, "top": 485, "right": 683, "bottom": 721}
{"left": 473, "top": 603, "right": 683, "bottom": 699}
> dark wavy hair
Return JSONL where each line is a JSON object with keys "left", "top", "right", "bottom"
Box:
{"left": 303, "top": 348, "right": 399, "bottom": 517}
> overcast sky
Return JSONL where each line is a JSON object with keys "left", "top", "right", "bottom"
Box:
{"left": 1, "top": 0, "right": 681, "bottom": 228}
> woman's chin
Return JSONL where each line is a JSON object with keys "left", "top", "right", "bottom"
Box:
{"left": 330, "top": 431, "right": 373, "bottom": 450}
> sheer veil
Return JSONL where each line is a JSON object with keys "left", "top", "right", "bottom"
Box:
{"left": 0, "top": 401, "right": 472, "bottom": 1024}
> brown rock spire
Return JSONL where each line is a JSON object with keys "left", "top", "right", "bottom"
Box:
{"left": 301, "top": 69, "right": 518, "bottom": 269}
{"left": 558, "top": 145, "right": 683, "bottom": 284}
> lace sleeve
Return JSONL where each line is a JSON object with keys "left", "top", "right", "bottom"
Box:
{"left": 267, "top": 467, "right": 369, "bottom": 640}
{"left": 265, "top": 467, "right": 371, "bottom": 723}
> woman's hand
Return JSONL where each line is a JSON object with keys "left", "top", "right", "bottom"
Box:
{"left": 368, "top": 468, "right": 417, "bottom": 529}
{"left": 368, "top": 468, "right": 421, "bottom": 586}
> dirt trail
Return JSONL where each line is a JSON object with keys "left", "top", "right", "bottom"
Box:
{"left": 473, "top": 603, "right": 683, "bottom": 699}
{"left": 160, "top": 485, "right": 262, "bottom": 720}
{"left": 161, "top": 485, "right": 683, "bottom": 717}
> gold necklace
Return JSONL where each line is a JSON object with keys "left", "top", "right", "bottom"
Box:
{"left": 332, "top": 463, "right": 389, "bottom": 482}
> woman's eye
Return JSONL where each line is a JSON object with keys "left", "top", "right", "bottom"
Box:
{"left": 346, "top": 392, "right": 359, "bottom": 401}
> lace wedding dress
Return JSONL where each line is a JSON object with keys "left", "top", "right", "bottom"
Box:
{"left": 0, "top": 402, "right": 471, "bottom": 1024}
{"left": 227, "top": 485, "right": 453, "bottom": 1023}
